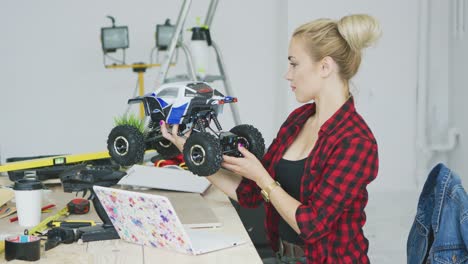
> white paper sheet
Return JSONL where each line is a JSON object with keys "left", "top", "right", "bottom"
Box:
{"left": 118, "top": 165, "right": 211, "bottom": 194}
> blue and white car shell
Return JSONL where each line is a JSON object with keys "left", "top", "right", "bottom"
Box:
{"left": 127, "top": 81, "right": 237, "bottom": 125}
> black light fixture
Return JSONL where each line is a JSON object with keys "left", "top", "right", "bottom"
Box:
{"left": 101, "top": 16, "right": 129, "bottom": 54}
{"left": 155, "top": 19, "right": 175, "bottom": 51}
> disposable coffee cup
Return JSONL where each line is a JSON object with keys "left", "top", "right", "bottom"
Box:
{"left": 13, "top": 179, "right": 44, "bottom": 227}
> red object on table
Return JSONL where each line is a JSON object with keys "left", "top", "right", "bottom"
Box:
{"left": 153, "top": 154, "right": 185, "bottom": 167}
{"left": 67, "top": 198, "right": 90, "bottom": 214}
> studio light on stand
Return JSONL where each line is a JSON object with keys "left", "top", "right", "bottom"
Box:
{"left": 101, "top": 16, "right": 175, "bottom": 119}
{"left": 151, "top": 19, "right": 179, "bottom": 65}
{"left": 156, "top": 19, "right": 175, "bottom": 51}
{"left": 101, "top": 16, "right": 129, "bottom": 66}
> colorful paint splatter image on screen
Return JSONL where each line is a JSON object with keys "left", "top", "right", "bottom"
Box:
{"left": 94, "top": 187, "right": 193, "bottom": 254}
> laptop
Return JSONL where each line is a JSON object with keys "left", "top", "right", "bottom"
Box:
{"left": 93, "top": 186, "right": 245, "bottom": 255}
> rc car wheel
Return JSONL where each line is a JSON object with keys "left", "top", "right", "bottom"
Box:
{"left": 230, "top": 124, "right": 265, "bottom": 160}
{"left": 152, "top": 139, "right": 180, "bottom": 159}
{"left": 107, "top": 125, "right": 145, "bottom": 166}
{"left": 183, "top": 132, "right": 222, "bottom": 176}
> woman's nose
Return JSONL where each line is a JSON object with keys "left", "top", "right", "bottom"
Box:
{"left": 284, "top": 70, "right": 291, "bottom": 81}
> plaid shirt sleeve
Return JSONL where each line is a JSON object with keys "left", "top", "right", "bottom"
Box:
{"left": 295, "top": 136, "right": 378, "bottom": 243}
{"left": 235, "top": 174, "right": 262, "bottom": 208}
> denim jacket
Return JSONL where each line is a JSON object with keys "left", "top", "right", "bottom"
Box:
{"left": 407, "top": 163, "right": 468, "bottom": 264}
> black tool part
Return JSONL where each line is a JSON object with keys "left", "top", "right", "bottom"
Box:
{"left": 45, "top": 227, "right": 81, "bottom": 251}
{"left": 59, "top": 164, "right": 125, "bottom": 242}
{"left": 8, "top": 166, "right": 69, "bottom": 182}
{"left": 60, "top": 164, "right": 124, "bottom": 193}
{"left": 79, "top": 224, "right": 120, "bottom": 242}
{"left": 7, "top": 158, "right": 115, "bottom": 182}
{"left": 44, "top": 239, "right": 60, "bottom": 251}
{"left": 7, "top": 154, "right": 67, "bottom": 181}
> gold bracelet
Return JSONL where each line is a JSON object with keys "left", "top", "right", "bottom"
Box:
{"left": 261, "top": 181, "right": 280, "bottom": 203}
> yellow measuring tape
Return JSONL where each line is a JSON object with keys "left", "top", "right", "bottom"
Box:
{"left": 24, "top": 207, "right": 69, "bottom": 236}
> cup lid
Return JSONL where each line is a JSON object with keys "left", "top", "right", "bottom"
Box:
{"left": 13, "top": 179, "right": 43, "bottom": 190}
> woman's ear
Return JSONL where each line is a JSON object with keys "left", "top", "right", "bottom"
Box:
{"left": 319, "top": 56, "right": 335, "bottom": 78}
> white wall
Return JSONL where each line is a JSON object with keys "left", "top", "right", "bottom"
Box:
{"left": 286, "top": 0, "right": 420, "bottom": 191}
{"left": 1, "top": 1, "right": 444, "bottom": 192}
{"left": 449, "top": 0, "right": 468, "bottom": 184}
{"left": 414, "top": 0, "right": 468, "bottom": 186}
{"left": 0, "top": 0, "right": 283, "bottom": 162}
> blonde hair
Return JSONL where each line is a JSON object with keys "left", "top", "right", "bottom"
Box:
{"left": 293, "top": 14, "right": 381, "bottom": 81}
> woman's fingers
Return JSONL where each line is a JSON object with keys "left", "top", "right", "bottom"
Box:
{"left": 183, "top": 129, "right": 192, "bottom": 138}
{"left": 160, "top": 121, "right": 174, "bottom": 141}
{"left": 160, "top": 121, "right": 192, "bottom": 152}
{"left": 222, "top": 155, "right": 247, "bottom": 174}
{"left": 222, "top": 155, "right": 241, "bottom": 165}
{"left": 221, "top": 161, "right": 234, "bottom": 170}
{"left": 238, "top": 144, "right": 254, "bottom": 158}
{"left": 171, "top": 124, "right": 179, "bottom": 137}
{"left": 221, "top": 160, "right": 240, "bottom": 174}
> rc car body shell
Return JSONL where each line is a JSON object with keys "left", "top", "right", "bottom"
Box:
{"left": 128, "top": 81, "right": 236, "bottom": 125}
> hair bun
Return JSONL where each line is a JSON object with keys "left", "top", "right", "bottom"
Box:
{"left": 337, "top": 14, "right": 381, "bottom": 52}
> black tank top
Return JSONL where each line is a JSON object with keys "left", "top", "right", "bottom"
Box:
{"left": 275, "top": 157, "right": 306, "bottom": 245}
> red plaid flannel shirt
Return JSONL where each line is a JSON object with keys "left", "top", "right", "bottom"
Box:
{"left": 236, "top": 97, "right": 379, "bottom": 263}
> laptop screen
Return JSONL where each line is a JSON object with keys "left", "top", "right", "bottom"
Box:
{"left": 93, "top": 186, "right": 195, "bottom": 254}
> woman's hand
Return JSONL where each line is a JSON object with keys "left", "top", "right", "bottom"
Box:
{"left": 159, "top": 120, "right": 191, "bottom": 152}
{"left": 221, "top": 144, "right": 272, "bottom": 188}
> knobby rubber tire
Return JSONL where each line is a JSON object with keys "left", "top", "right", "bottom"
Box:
{"left": 107, "top": 125, "right": 145, "bottom": 166}
{"left": 152, "top": 139, "right": 181, "bottom": 159}
{"left": 183, "top": 132, "right": 222, "bottom": 176}
{"left": 230, "top": 124, "right": 265, "bottom": 160}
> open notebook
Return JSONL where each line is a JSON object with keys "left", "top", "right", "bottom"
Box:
{"left": 93, "top": 186, "right": 245, "bottom": 255}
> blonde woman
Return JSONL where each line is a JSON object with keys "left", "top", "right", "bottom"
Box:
{"left": 162, "top": 14, "right": 381, "bottom": 264}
